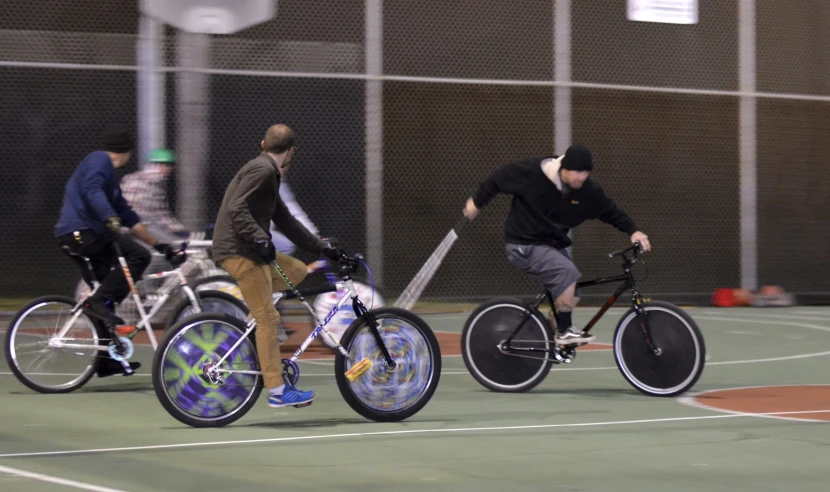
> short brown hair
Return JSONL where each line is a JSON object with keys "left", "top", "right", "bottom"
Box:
{"left": 262, "top": 124, "right": 295, "bottom": 154}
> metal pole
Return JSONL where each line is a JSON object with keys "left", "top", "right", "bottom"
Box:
{"left": 554, "top": 0, "right": 572, "bottom": 154}
{"left": 137, "top": 15, "right": 165, "bottom": 169}
{"left": 365, "top": 0, "right": 384, "bottom": 287}
{"left": 739, "top": 0, "right": 757, "bottom": 290}
{"left": 555, "top": 0, "right": 573, "bottom": 252}
{"left": 175, "top": 30, "right": 211, "bottom": 230}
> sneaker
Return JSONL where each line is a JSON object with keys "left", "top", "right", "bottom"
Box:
{"left": 554, "top": 326, "right": 596, "bottom": 345}
{"left": 96, "top": 359, "right": 141, "bottom": 378}
{"left": 268, "top": 384, "right": 316, "bottom": 408}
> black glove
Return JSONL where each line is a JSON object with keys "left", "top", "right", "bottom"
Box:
{"left": 323, "top": 246, "right": 347, "bottom": 262}
{"left": 106, "top": 216, "right": 122, "bottom": 233}
{"left": 154, "top": 243, "right": 187, "bottom": 267}
{"left": 254, "top": 238, "right": 276, "bottom": 263}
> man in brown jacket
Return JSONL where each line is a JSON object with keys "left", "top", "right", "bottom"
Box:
{"left": 212, "top": 124, "right": 343, "bottom": 408}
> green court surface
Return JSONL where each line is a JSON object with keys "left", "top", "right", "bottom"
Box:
{"left": 2, "top": 306, "right": 830, "bottom": 491}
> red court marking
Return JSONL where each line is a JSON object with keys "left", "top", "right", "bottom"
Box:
{"left": 689, "top": 385, "right": 830, "bottom": 422}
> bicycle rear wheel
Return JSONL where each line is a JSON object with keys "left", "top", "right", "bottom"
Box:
{"left": 152, "top": 313, "right": 261, "bottom": 428}
{"left": 614, "top": 301, "right": 705, "bottom": 397}
{"left": 4, "top": 296, "right": 100, "bottom": 393}
{"left": 461, "top": 298, "right": 553, "bottom": 393}
{"left": 334, "top": 308, "right": 441, "bottom": 422}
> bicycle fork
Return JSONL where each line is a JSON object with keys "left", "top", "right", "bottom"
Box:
{"left": 630, "top": 287, "right": 661, "bottom": 356}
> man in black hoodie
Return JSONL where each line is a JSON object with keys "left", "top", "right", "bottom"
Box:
{"left": 463, "top": 145, "right": 651, "bottom": 344}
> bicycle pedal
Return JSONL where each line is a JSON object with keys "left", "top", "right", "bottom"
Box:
{"left": 292, "top": 401, "right": 313, "bottom": 408}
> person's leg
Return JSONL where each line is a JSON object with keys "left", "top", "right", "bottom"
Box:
{"left": 552, "top": 247, "right": 583, "bottom": 335}
{"left": 269, "top": 252, "right": 309, "bottom": 343}
{"left": 505, "top": 244, "right": 593, "bottom": 344}
{"left": 57, "top": 232, "right": 141, "bottom": 376}
{"left": 92, "top": 233, "right": 152, "bottom": 304}
{"left": 220, "top": 255, "right": 315, "bottom": 408}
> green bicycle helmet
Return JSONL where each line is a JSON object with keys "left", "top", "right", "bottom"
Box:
{"left": 148, "top": 148, "right": 176, "bottom": 164}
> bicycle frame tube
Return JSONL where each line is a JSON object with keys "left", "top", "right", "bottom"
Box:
{"left": 504, "top": 293, "right": 548, "bottom": 345}
{"left": 215, "top": 281, "right": 358, "bottom": 373}
{"left": 580, "top": 275, "right": 631, "bottom": 335}
{"left": 113, "top": 249, "right": 157, "bottom": 350}
{"left": 291, "top": 280, "right": 356, "bottom": 361}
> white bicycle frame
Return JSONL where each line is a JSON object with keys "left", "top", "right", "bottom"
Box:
{"left": 212, "top": 278, "right": 360, "bottom": 376}
{"left": 50, "top": 261, "right": 200, "bottom": 353}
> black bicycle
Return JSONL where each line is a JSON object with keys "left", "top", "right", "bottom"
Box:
{"left": 461, "top": 242, "right": 705, "bottom": 397}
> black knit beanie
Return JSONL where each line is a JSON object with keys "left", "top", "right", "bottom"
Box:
{"left": 102, "top": 130, "right": 134, "bottom": 153}
{"left": 561, "top": 145, "right": 593, "bottom": 172}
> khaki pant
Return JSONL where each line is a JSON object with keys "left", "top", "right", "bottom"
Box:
{"left": 219, "top": 253, "right": 307, "bottom": 389}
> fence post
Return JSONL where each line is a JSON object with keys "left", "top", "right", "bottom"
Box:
{"left": 739, "top": 0, "right": 757, "bottom": 291}
{"left": 365, "top": 0, "right": 384, "bottom": 287}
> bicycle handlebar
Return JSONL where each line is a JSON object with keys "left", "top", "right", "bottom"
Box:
{"left": 608, "top": 241, "right": 644, "bottom": 261}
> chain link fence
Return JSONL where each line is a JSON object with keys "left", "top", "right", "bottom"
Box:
{"left": 0, "top": 1, "right": 828, "bottom": 310}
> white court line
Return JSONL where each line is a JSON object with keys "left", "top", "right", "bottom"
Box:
{"left": 0, "top": 410, "right": 826, "bottom": 460}
{"left": 679, "top": 384, "right": 830, "bottom": 423}
{"left": 0, "top": 463, "right": 126, "bottom": 492}
{"left": 695, "top": 316, "right": 830, "bottom": 333}
{"left": 704, "top": 312, "right": 830, "bottom": 322}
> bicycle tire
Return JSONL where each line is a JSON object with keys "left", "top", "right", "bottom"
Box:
{"left": 152, "top": 312, "right": 262, "bottom": 428}
{"left": 193, "top": 275, "right": 243, "bottom": 301}
{"left": 334, "top": 307, "right": 441, "bottom": 422}
{"left": 165, "top": 290, "right": 249, "bottom": 330}
{"left": 4, "top": 296, "right": 100, "bottom": 394}
{"left": 461, "top": 298, "right": 553, "bottom": 393}
{"left": 613, "top": 301, "right": 706, "bottom": 397}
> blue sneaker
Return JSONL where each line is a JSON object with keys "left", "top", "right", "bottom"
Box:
{"left": 268, "top": 385, "right": 316, "bottom": 408}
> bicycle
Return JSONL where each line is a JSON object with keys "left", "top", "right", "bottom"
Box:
{"left": 152, "top": 253, "right": 442, "bottom": 428}
{"left": 73, "top": 238, "right": 240, "bottom": 328}
{"left": 4, "top": 241, "right": 248, "bottom": 394}
{"left": 461, "top": 242, "right": 705, "bottom": 397}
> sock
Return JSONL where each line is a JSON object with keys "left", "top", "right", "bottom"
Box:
{"left": 556, "top": 311, "right": 572, "bottom": 333}
{"left": 269, "top": 384, "right": 286, "bottom": 397}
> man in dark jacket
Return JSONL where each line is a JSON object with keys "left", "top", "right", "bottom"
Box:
{"left": 463, "top": 145, "right": 651, "bottom": 345}
{"left": 213, "top": 124, "right": 342, "bottom": 409}
{"left": 55, "top": 129, "right": 183, "bottom": 377}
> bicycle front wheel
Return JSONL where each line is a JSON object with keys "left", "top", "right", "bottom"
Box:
{"left": 334, "top": 308, "right": 441, "bottom": 422}
{"left": 152, "top": 313, "right": 262, "bottom": 428}
{"left": 614, "top": 301, "right": 706, "bottom": 397}
{"left": 4, "top": 296, "right": 100, "bottom": 393}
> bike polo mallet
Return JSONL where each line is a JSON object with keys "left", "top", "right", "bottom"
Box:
{"left": 393, "top": 216, "right": 470, "bottom": 311}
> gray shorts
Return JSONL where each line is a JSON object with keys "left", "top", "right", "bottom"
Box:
{"left": 505, "top": 243, "right": 582, "bottom": 299}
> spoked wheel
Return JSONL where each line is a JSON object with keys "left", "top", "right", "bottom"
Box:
{"left": 334, "top": 308, "right": 441, "bottom": 422}
{"left": 4, "top": 296, "right": 100, "bottom": 393}
{"left": 152, "top": 313, "right": 262, "bottom": 428}
{"left": 166, "top": 290, "right": 249, "bottom": 330}
{"left": 461, "top": 298, "right": 553, "bottom": 393}
{"left": 614, "top": 301, "right": 705, "bottom": 397}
